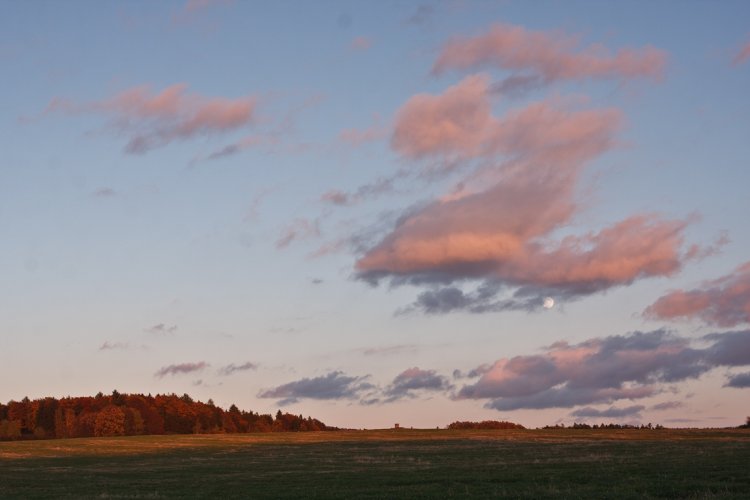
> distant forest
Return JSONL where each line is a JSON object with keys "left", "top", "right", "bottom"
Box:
{"left": 0, "top": 391, "right": 333, "bottom": 440}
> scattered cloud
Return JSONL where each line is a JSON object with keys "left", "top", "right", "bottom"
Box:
{"left": 276, "top": 218, "right": 321, "bottom": 249}
{"left": 650, "top": 401, "right": 684, "bottom": 411}
{"left": 724, "top": 371, "right": 750, "bottom": 388}
{"left": 432, "top": 23, "right": 666, "bottom": 84}
{"left": 382, "top": 367, "right": 452, "bottom": 402}
{"left": 99, "top": 341, "right": 129, "bottom": 351}
{"left": 361, "top": 344, "right": 418, "bottom": 357}
{"left": 155, "top": 361, "right": 209, "bottom": 378}
{"left": 172, "top": 0, "right": 234, "bottom": 25}
{"left": 405, "top": 5, "right": 434, "bottom": 26}
{"left": 257, "top": 371, "right": 374, "bottom": 405}
{"left": 457, "top": 329, "right": 750, "bottom": 411}
{"left": 92, "top": 187, "right": 117, "bottom": 198}
{"left": 145, "top": 323, "right": 178, "bottom": 335}
{"left": 733, "top": 39, "right": 750, "bottom": 66}
{"left": 350, "top": 36, "right": 372, "bottom": 51}
{"left": 338, "top": 115, "right": 387, "bottom": 146}
{"left": 45, "top": 84, "right": 256, "bottom": 154}
{"left": 644, "top": 261, "right": 750, "bottom": 327}
{"left": 570, "top": 405, "right": 645, "bottom": 419}
{"left": 218, "top": 362, "right": 257, "bottom": 376}
{"left": 320, "top": 177, "right": 395, "bottom": 207}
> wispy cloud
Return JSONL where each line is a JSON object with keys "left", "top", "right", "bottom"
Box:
{"left": 432, "top": 23, "right": 666, "bottom": 84}
{"left": 650, "top": 401, "right": 684, "bottom": 411}
{"left": 155, "top": 361, "right": 209, "bottom": 378}
{"left": 44, "top": 84, "right": 256, "bottom": 154}
{"left": 92, "top": 187, "right": 117, "bottom": 198}
{"left": 99, "top": 341, "right": 129, "bottom": 351}
{"left": 733, "top": 39, "right": 750, "bottom": 66}
{"left": 276, "top": 218, "right": 321, "bottom": 249}
{"left": 218, "top": 361, "right": 257, "bottom": 376}
{"left": 145, "top": 323, "right": 178, "bottom": 335}
{"left": 350, "top": 36, "right": 372, "bottom": 51}
{"left": 405, "top": 5, "right": 434, "bottom": 26}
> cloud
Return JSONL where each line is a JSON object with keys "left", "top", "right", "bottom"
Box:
{"left": 145, "top": 323, "right": 178, "bottom": 335}
{"left": 276, "top": 218, "right": 321, "bottom": 249}
{"left": 733, "top": 40, "right": 750, "bottom": 66}
{"left": 155, "top": 362, "right": 209, "bottom": 378}
{"left": 644, "top": 261, "right": 750, "bottom": 327}
{"left": 338, "top": 115, "right": 387, "bottom": 146}
{"left": 725, "top": 371, "right": 750, "bottom": 388}
{"left": 218, "top": 362, "right": 257, "bottom": 376}
{"left": 350, "top": 36, "right": 372, "bottom": 51}
{"left": 45, "top": 84, "right": 256, "bottom": 154}
{"left": 320, "top": 177, "right": 395, "bottom": 207}
{"left": 183, "top": 0, "right": 233, "bottom": 13}
{"left": 92, "top": 187, "right": 116, "bottom": 198}
{"left": 361, "top": 344, "right": 418, "bottom": 357}
{"left": 650, "top": 401, "right": 684, "bottom": 411}
{"left": 432, "top": 23, "right": 666, "bottom": 84}
{"left": 257, "top": 371, "right": 374, "bottom": 405}
{"left": 382, "top": 367, "right": 452, "bottom": 402}
{"left": 405, "top": 5, "right": 434, "bottom": 26}
{"left": 357, "top": 75, "right": 699, "bottom": 312}
{"left": 99, "top": 341, "right": 129, "bottom": 351}
{"left": 172, "top": 0, "right": 234, "bottom": 25}
{"left": 397, "top": 284, "right": 546, "bottom": 315}
{"left": 570, "top": 405, "right": 645, "bottom": 419}
{"left": 457, "top": 329, "right": 750, "bottom": 411}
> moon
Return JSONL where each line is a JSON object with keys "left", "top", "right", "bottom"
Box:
{"left": 543, "top": 297, "right": 555, "bottom": 309}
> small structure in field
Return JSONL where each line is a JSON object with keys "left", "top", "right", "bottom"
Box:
{"left": 394, "top": 423, "right": 400, "bottom": 429}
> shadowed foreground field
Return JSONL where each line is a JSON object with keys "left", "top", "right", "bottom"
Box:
{"left": 1, "top": 429, "right": 749, "bottom": 498}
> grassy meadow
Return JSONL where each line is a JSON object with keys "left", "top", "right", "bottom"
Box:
{"left": 1, "top": 428, "right": 749, "bottom": 498}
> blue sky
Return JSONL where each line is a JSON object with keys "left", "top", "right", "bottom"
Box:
{"left": 1, "top": 0, "right": 749, "bottom": 428}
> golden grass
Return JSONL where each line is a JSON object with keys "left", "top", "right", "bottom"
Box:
{"left": 1, "top": 428, "right": 748, "bottom": 460}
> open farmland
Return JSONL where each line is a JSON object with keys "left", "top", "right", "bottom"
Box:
{"left": 1, "top": 429, "right": 749, "bottom": 498}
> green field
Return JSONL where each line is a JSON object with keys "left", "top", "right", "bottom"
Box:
{"left": 2, "top": 429, "right": 749, "bottom": 498}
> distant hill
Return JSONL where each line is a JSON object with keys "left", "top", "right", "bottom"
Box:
{"left": 0, "top": 391, "right": 334, "bottom": 441}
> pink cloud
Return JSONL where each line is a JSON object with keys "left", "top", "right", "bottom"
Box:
{"left": 644, "top": 262, "right": 750, "bottom": 327}
{"left": 432, "top": 23, "right": 666, "bottom": 84}
{"left": 733, "top": 40, "right": 750, "bottom": 66}
{"left": 391, "top": 74, "right": 621, "bottom": 168}
{"left": 350, "top": 36, "right": 372, "bottom": 51}
{"left": 355, "top": 74, "right": 704, "bottom": 307}
{"left": 392, "top": 74, "right": 494, "bottom": 161}
{"left": 45, "top": 84, "right": 256, "bottom": 153}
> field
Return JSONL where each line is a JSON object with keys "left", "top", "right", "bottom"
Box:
{"left": 1, "top": 429, "right": 749, "bottom": 498}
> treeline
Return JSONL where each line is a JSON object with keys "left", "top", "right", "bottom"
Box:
{"left": 447, "top": 420, "right": 525, "bottom": 430}
{"left": 0, "top": 391, "right": 334, "bottom": 441}
{"left": 543, "top": 422, "right": 665, "bottom": 430}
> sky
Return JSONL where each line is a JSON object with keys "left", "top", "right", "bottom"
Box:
{"left": 1, "top": 0, "right": 749, "bottom": 429}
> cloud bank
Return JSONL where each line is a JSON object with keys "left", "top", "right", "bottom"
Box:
{"left": 457, "top": 329, "right": 750, "bottom": 411}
